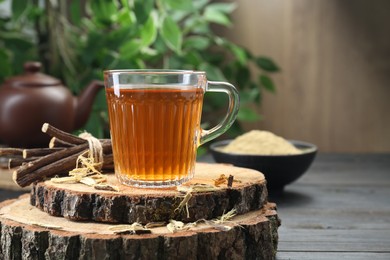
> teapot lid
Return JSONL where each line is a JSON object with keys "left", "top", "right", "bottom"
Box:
{"left": 4, "top": 62, "right": 61, "bottom": 87}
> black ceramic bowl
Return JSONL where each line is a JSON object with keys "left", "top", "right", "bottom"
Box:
{"left": 210, "top": 139, "right": 317, "bottom": 193}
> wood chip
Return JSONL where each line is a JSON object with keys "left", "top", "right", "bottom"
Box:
{"left": 30, "top": 222, "right": 63, "bottom": 230}
{"left": 51, "top": 176, "right": 79, "bottom": 184}
{"left": 79, "top": 177, "right": 97, "bottom": 186}
{"left": 203, "top": 220, "right": 232, "bottom": 231}
{"left": 177, "top": 183, "right": 219, "bottom": 194}
{"left": 227, "top": 175, "right": 234, "bottom": 188}
{"left": 167, "top": 220, "right": 185, "bottom": 233}
{"left": 214, "top": 208, "right": 237, "bottom": 223}
{"left": 213, "top": 174, "right": 241, "bottom": 187}
{"left": 94, "top": 184, "right": 120, "bottom": 192}
{"left": 214, "top": 174, "right": 228, "bottom": 186}
{"left": 145, "top": 222, "right": 167, "bottom": 229}
{"left": 108, "top": 223, "right": 150, "bottom": 234}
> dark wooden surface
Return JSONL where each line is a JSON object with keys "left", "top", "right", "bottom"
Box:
{"left": 269, "top": 153, "right": 390, "bottom": 260}
{"left": 1, "top": 153, "right": 390, "bottom": 259}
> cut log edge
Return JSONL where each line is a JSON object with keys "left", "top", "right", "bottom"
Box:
{"left": 0, "top": 197, "right": 280, "bottom": 260}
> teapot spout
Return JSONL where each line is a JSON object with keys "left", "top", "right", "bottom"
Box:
{"left": 73, "top": 80, "right": 104, "bottom": 130}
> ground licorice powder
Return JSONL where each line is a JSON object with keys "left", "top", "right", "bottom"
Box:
{"left": 221, "top": 130, "right": 302, "bottom": 155}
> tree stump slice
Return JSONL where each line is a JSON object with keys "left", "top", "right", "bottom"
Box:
{"left": 0, "top": 195, "right": 280, "bottom": 260}
{"left": 30, "top": 163, "right": 268, "bottom": 224}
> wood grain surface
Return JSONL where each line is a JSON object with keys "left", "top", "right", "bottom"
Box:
{"left": 30, "top": 163, "right": 268, "bottom": 224}
{"left": 0, "top": 196, "right": 280, "bottom": 260}
{"left": 270, "top": 153, "right": 390, "bottom": 259}
{"left": 223, "top": 0, "right": 390, "bottom": 152}
{"left": 1, "top": 153, "right": 390, "bottom": 259}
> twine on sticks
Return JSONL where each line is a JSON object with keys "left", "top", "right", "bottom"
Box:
{"left": 65, "top": 131, "right": 106, "bottom": 180}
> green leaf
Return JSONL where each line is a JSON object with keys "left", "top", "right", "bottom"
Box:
{"left": 119, "top": 40, "right": 141, "bottom": 59}
{"left": 12, "top": 0, "right": 29, "bottom": 21}
{"left": 89, "top": 0, "right": 118, "bottom": 25}
{"left": 140, "top": 11, "right": 158, "bottom": 47}
{"left": 140, "top": 47, "right": 158, "bottom": 57}
{"left": 197, "top": 146, "right": 207, "bottom": 157}
{"left": 230, "top": 44, "right": 247, "bottom": 65}
{"left": 3, "top": 34, "right": 34, "bottom": 50}
{"left": 153, "top": 35, "right": 168, "bottom": 53}
{"left": 170, "top": 10, "right": 191, "bottom": 22}
{"left": 256, "top": 57, "right": 279, "bottom": 72}
{"left": 184, "top": 51, "right": 202, "bottom": 67}
{"left": 84, "top": 109, "right": 105, "bottom": 138}
{"left": 160, "top": 16, "right": 182, "bottom": 54}
{"left": 206, "top": 3, "right": 237, "bottom": 14}
{"left": 101, "top": 50, "right": 119, "bottom": 69}
{"left": 82, "top": 31, "right": 104, "bottom": 65}
{"left": 237, "top": 107, "right": 261, "bottom": 122}
{"left": 183, "top": 14, "right": 211, "bottom": 34}
{"left": 121, "top": 0, "right": 130, "bottom": 10}
{"left": 134, "top": 0, "right": 154, "bottom": 25}
{"left": 250, "top": 83, "right": 262, "bottom": 104}
{"left": 198, "top": 63, "right": 226, "bottom": 81}
{"left": 0, "top": 49, "right": 11, "bottom": 81}
{"left": 236, "top": 65, "right": 250, "bottom": 88}
{"left": 183, "top": 36, "right": 210, "bottom": 50}
{"left": 193, "top": 0, "right": 209, "bottom": 10}
{"left": 259, "top": 74, "right": 276, "bottom": 93}
{"left": 117, "top": 9, "right": 136, "bottom": 26}
{"left": 70, "top": 1, "right": 82, "bottom": 26}
{"left": 240, "top": 87, "right": 260, "bottom": 105}
{"left": 204, "top": 91, "right": 227, "bottom": 109}
{"left": 106, "top": 25, "right": 134, "bottom": 50}
{"left": 165, "top": 0, "right": 193, "bottom": 11}
{"left": 226, "top": 122, "right": 243, "bottom": 137}
{"left": 203, "top": 7, "right": 232, "bottom": 27}
{"left": 167, "top": 55, "right": 184, "bottom": 69}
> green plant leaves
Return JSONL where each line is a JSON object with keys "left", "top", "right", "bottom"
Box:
{"left": 199, "top": 63, "right": 226, "bottom": 81}
{"left": 89, "top": 0, "right": 118, "bottom": 25}
{"left": 70, "top": 1, "right": 82, "bottom": 26}
{"left": 0, "top": 0, "right": 280, "bottom": 139}
{"left": 164, "top": 0, "right": 193, "bottom": 11}
{"left": 229, "top": 44, "right": 247, "bottom": 65}
{"left": 134, "top": 0, "right": 154, "bottom": 25}
{"left": 203, "top": 6, "right": 232, "bottom": 26}
{"left": 183, "top": 36, "right": 210, "bottom": 50}
{"left": 237, "top": 107, "right": 262, "bottom": 122}
{"left": 11, "top": 0, "right": 29, "bottom": 21}
{"left": 2, "top": 34, "right": 34, "bottom": 50}
{"left": 161, "top": 16, "right": 183, "bottom": 54}
{"left": 0, "top": 49, "right": 11, "bottom": 81}
{"left": 120, "top": 39, "right": 141, "bottom": 59}
{"left": 259, "top": 75, "right": 276, "bottom": 93}
{"left": 208, "top": 2, "right": 237, "bottom": 13}
{"left": 240, "top": 86, "right": 261, "bottom": 105}
{"left": 140, "top": 11, "right": 158, "bottom": 47}
{"left": 203, "top": 2, "right": 236, "bottom": 27}
{"left": 256, "top": 57, "right": 279, "bottom": 72}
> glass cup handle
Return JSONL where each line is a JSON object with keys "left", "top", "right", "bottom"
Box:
{"left": 199, "top": 81, "right": 240, "bottom": 146}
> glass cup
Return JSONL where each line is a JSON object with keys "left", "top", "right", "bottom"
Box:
{"left": 104, "top": 70, "right": 239, "bottom": 188}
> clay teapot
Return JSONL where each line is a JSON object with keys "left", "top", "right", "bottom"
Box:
{"left": 0, "top": 62, "right": 104, "bottom": 148}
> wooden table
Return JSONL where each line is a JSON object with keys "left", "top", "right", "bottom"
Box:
{"left": 270, "top": 153, "right": 390, "bottom": 260}
{"left": 1, "top": 153, "right": 390, "bottom": 259}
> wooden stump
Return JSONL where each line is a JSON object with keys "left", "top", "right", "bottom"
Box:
{"left": 0, "top": 195, "right": 280, "bottom": 260}
{"left": 30, "top": 163, "right": 268, "bottom": 224}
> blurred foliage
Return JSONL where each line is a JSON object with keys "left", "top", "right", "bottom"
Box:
{"left": 0, "top": 0, "right": 279, "bottom": 138}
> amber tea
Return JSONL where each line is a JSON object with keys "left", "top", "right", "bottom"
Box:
{"left": 106, "top": 87, "right": 203, "bottom": 186}
{"left": 104, "top": 70, "right": 239, "bottom": 188}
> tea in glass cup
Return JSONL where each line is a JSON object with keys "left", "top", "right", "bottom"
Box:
{"left": 104, "top": 70, "right": 239, "bottom": 187}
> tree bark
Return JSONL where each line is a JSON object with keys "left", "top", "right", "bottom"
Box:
{"left": 0, "top": 196, "right": 280, "bottom": 260}
{"left": 30, "top": 163, "right": 269, "bottom": 224}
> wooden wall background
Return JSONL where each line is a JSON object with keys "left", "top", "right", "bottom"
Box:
{"left": 222, "top": 0, "right": 390, "bottom": 152}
